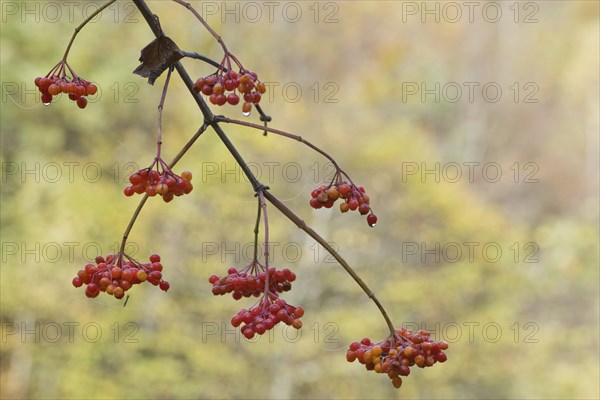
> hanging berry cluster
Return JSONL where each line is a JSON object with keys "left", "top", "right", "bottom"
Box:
{"left": 124, "top": 159, "right": 193, "bottom": 202}
{"left": 34, "top": 61, "right": 97, "bottom": 109}
{"left": 194, "top": 69, "right": 266, "bottom": 114}
{"left": 232, "top": 296, "right": 304, "bottom": 339}
{"left": 347, "top": 328, "right": 449, "bottom": 388}
{"left": 72, "top": 253, "right": 170, "bottom": 299}
{"left": 310, "top": 175, "right": 378, "bottom": 227}
{"left": 209, "top": 260, "right": 303, "bottom": 339}
{"left": 209, "top": 264, "right": 296, "bottom": 299}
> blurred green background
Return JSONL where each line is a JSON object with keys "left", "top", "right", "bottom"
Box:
{"left": 1, "top": 1, "right": 598, "bottom": 399}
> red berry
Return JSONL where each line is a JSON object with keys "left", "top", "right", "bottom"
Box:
{"left": 76, "top": 96, "right": 88, "bottom": 109}
{"left": 124, "top": 186, "right": 135, "bottom": 196}
{"left": 243, "top": 328, "right": 255, "bottom": 339}
{"left": 86, "top": 84, "right": 98, "bottom": 96}
{"left": 227, "top": 93, "right": 240, "bottom": 105}
{"left": 338, "top": 184, "right": 351, "bottom": 197}
{"left": 48, "top": 84, "right": 61, "bottom": 95}
{"left": 367, "top": 214, "right": 378, "bottom": 227}
{"left": 347, "top": 198, "right": 359, "bottom": 210}
{"left": 358, "top": 203, "right": 370, "bottom": 215}
{"left": 41, "top": 93, "right": 53, "bottom": 105}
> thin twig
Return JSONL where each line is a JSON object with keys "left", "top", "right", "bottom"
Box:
{"left": 118, "top": 124, "right": 208, "bottom": 257}
{"left": 171, "top": 0, "right": 230, "bottom": 59}
{"left": 156, "top": 67, "right": 174, "bottom": 160}
{"left": 263, "top": 190, "right": 396, "bottom": 335}
{"left": 62, "top": 0, "right": 118, "bottom": 61}
{"left": 252, "top": 199, "right": 262, "bottom": 264}
{"left": 257, "top": 191, "right": 271, "bottom": 298}
{"left": 216, "top": 116, "right": 356, "bottom": 181}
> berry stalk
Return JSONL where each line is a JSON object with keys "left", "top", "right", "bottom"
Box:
{"left": 252, "top": 198, "right": 262, "bottom": 264}
{"left": 171, "top": 0, "right": 231, "bottom": 65}
{"left": 156, "top": 66, "right": 174, "bottom": 160}
{"left": 216, "top": 116, "right": 360, "bottom": 186}
{"left": 257, "top": 190, "right": 271, "bottom": 299}
{"left": 61, "top": 0, "right": 118, "bottom": 62}
{"left": 118, "top": 123, "right": 208, "bottom": 260}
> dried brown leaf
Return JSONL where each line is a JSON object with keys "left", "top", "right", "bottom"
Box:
{"left": 133, "top": 35, "right": 184, "bottom": 85}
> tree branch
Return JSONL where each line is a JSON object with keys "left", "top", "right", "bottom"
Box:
{"left": 131, "top": 0, "right": 396, "bottom": 336}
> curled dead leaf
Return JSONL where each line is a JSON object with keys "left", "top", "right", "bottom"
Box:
{"left": 133, "top": 35, "right": 184, "bottom": 85}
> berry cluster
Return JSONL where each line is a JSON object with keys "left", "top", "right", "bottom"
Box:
{"left": 194, "top": 69, "right": 266, "bottom": 114}
{"left": 124, "top": 159, "right": 193, "bottom": 202}
{"left": 72, "top": 253, "right": 170, "bottom": 299}
{"left": 209, "top": 260, "right": 303, "bottom": 338}
{"left": 35, "top": 60, "right": 97, "bottom": 109}
{"left": 209, "top": 265, "right": 296, "bottom": 299}
{"left": 346, "top": 328, "right": 448, "bottom": 389}
{"left": 310, "top": 181, "right": 378, "bottom": 227}
{"left": 231, "top": 296, "right": 304, "bottom": 339}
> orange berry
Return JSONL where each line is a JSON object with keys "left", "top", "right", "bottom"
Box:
{"left": 327, "top": 187, "right": 340, "bottom": 201}
{"left": 136, "top": 270, "right": 148, "bottom": 281}
{"left": 181, "top": 170, "right": 192, "bottom": 182}
{"left": 242, "top": 102, "right": 252, "bottom": 114}
{"left": 156, "top": 183, "right": 169, "bottom": 195}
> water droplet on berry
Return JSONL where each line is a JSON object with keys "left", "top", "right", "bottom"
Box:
{"left": 368, "top": 222, "right": 376, "bottom": 228}
{"left": 43, "top": 101, "right": 51, "bottom": 106}
{"left": 367, "top": 213, "right": 378, "bottom": 227}
{"left": 242, "top": 111, "right": 251, "bottom": 117}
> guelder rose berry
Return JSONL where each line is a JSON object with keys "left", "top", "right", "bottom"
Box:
{"left": 124, "top": 160, "right": 193, "bottom": 203}
{"left": 34, "top": 61, "right": 97, "bottom": 109}
{"left": 193, "top": 68, "right": 265, "bottom": 115}
{"left": 310, "top": 180, "right": 377, "bottom": 227}
{"left": 346, "top": 328, "right": 449, "bottom": 389}
{"left": 209, "top": 262, "right": 302, "bottom": 338}
{"left": 209, "top": 263, "right": 296, "bottom": 299}
{"left": 72, "top": 253, "right": 170, "bottom": 299}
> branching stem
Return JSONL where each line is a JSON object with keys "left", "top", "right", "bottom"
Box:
{"left": 131, "top": 0, "right": 396, "bottom": 337}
